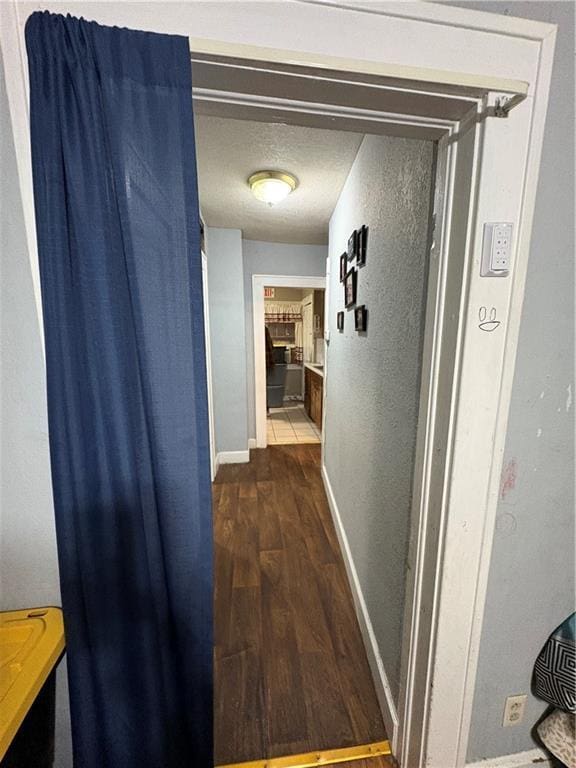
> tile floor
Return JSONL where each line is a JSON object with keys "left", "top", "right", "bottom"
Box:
{"left": 266, "top": 403, "right": 321, "bottom": 444}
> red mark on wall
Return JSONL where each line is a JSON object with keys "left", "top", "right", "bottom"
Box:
{"left": 500, "top": 458, "right": 517, "bottom": 499}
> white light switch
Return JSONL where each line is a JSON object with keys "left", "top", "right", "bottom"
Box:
{"left": 481, "top": 222, "right": 513, "bottom": 277}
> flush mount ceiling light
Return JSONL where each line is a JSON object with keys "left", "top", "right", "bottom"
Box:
{"left": 248, "top": 170, "right": 298, "bottom": 206}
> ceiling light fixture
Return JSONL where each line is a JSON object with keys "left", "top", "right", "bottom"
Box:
{"left": 248, "top": 170, "right": 298, "bottom": 206}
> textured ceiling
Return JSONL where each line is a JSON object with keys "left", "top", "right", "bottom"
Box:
{"left": 194, "top": 115, "right": 363, "bottom": 245}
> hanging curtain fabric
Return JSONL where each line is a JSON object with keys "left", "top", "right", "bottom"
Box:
{"left": 264, "top": 300, "right": 303, "bottom": 322}
{"left": 25, "top": 12, "right": 212, "bottom": 768}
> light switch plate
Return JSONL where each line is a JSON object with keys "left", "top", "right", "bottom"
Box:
{"left": 481, "top": 222, "right": 513, "bottom": 277}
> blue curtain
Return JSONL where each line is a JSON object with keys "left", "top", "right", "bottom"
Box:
{"left": 25, "top": 12, "right": 212, "bottom": 767}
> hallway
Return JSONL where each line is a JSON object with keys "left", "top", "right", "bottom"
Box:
{"left": 213, "top": 445, "right": 387, "bottom": 765}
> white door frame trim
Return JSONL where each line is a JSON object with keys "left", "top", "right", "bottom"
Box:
{"left": 188, "top": 31, "right": 530, "bottom": 96}
{"left": 253, "top": 274, "right": 326, "bottom": 449}
{"left": 2, "top": 2, "right": 556, "bottom": 766}
{"left": 200, "top": 249, "right": 217, "bottom": 481}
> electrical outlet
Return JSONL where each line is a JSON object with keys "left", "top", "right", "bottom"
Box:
{"left": 480, "top": 222, "right": 513, "bottom": 277}
{"left": 503, "top": 694, "right": 527, "bottom": 727}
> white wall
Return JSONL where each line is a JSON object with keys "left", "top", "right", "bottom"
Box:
{"left": 242, "top": 239, "right": 327, "bottom": 441}
{"left": 324, "top": 134, "right": 434, "bottom": 705}
{"left": 205, "top": 227, "right": 248, "bottom": 455}
{"left": 0, "top": 53, "right": 73, "bottom": 768}
{"left": 444, "top": 2, "right": 575, "bottom": 763}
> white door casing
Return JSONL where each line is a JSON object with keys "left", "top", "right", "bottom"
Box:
{"left": 200, "top": 250, "right": 217, "bottom": 480}
{"left": 320, "top": 255, "right": 331, "bottom": 465}
{"left": 302, "top": 297, "right": 314, "bottom": 363}
{"left": 253, "top": 275, "right": 326, "bottom": 449}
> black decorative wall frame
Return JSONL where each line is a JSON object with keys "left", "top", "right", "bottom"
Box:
{"left": 339, "top": 252, "right": 347, "bottom": 282}
{"left": 347, "top": 230, "right": 358, "bottom": 261}
{"left": 355, "top": 305, "right": 368, "bottom": 332}
{"left": 337, "top": 311, "right": 344, "bottom": 331}
{"left": 357, "top": 225, "right": 368, "bottom": 266}
{"left": 344, "top": 268, "right": 357, "bottom": 308}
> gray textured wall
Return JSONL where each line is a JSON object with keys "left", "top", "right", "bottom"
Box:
{"left": 205, "top": 227, "right": 249, "bottom": 454}
{"left": 324, "top": 134, "right": 434, "bottom": 703}
{"left": 242, "top": 239, "right": 327, "bottom": 441}
{"left": 0, "top": 55, "right": 73, "bottom": 767}
{"left": 443, "top": 2, "right": 575, "bottom": 762}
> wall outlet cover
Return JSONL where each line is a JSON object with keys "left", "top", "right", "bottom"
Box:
{"left": 481, "top": 222, "right": 513, "bottom": 277}
{"left": 503, "top": 694, "right": 527, "bottom": 727}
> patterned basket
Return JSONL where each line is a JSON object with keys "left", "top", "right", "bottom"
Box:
{"left": 533, "top": 613, "right": 576, "bottom": 712}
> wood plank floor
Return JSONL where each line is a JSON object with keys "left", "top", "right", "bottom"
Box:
{"left": 214, "top": 444, "right": 387, "bottom": 765}
{"left": 335, "top": 760, "right": 392, "bottom": 768}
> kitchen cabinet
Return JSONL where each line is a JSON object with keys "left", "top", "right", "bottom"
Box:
{"left": 304, "top": 366, "right": 323, "bottom": 428}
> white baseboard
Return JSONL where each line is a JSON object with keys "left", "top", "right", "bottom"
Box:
{"left": 248, "top": 438, "right": 257, "bottom": 450}
{"left": 321, "top": 463, "right": 399, "bottom": 751}
{"left": 466, "top": 748, "right": 550, "bottom": 768}
{"left": 217, "top": 450, "right": 250, "bottom": 465}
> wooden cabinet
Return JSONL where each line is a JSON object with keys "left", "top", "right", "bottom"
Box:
{"left": 304, "top": 366, "right": 323, "bottom": 428}
{"left": 310, "top": 377, "right": 323, "bottom": 427}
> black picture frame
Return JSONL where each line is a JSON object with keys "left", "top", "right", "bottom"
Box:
{"left": 347, "top": 230, "right": 358, "bottom": 261}
{"left": 339, "top": 252, "right": 347, "bottom": 282}
{"left": 344, "top": 268, "right": 357, "bottom": 308}
{"left": 337, "top": 311, "right": 344, "bottom": 331}
{"left": 354, "top": 305, "right": 368, "bottom": 332}
{"left": 357, "top": 225, "right": 368, "bottom": 266}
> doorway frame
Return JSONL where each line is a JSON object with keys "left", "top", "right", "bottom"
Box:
{"left": 202, "top": 37, "right": 555, "bottom": 768}
{"left": 200, "top": 248, "right": 217, "bottom": 480}
{"left": 253, "top": 274, "right": 326, "bottom": 449}
{"left": 2, "top": 3, "right": 556, "bottom": 766}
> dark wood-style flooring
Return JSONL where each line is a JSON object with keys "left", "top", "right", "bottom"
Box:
{"left": 336, "top": 761, "right": 390, "bottom": 768}
{"left": 213, "top": 444, "right": 387, "bottom": 765}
